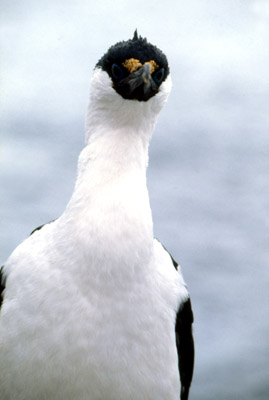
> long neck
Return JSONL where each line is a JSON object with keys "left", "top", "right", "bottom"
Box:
{"left": 68, "top": 68, "right": 161, "bottom": 231}
{"left": 56, "top": 69, "right": 171, "bottom": 277}
{"left": 62, "top": 108, "right": 155, "bottom": 272}
{"left": 72, "top": 126, "right": 151, "bottom": 208}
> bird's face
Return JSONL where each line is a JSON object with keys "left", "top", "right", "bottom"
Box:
{"left": 86, "top": 32, "right": 171, "bottom": 140}
{"left": 96, "top": 31, "right": 170, "bottom": 102}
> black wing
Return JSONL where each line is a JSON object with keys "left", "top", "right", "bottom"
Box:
{"left": 0, "top": 265, "right": 7, "bottom": 310}
{"left": 163, "top": 246, "right": 194, "bottom": 400}
{"left": 176, "top": 297, "right": 194, "bottom": 400}
{"left": 163, "top": 244, "right": 194, "bottom": 400}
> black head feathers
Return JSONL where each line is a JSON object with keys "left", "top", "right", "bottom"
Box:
{"left": 96, "top": 32, "right": 170, "bottom": 101}
{"left": 133, "top": 29, "right": 139, "bottom": 41}
{"left": 132, "top": 29, "right": 147, "bottom": 42}
{"left": 96, "top": 31, "right": 169, "bottom": 81}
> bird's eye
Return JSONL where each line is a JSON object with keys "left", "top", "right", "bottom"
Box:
{"left": 152, "top": 68, "right": 165, "bottom": 84}
{"left": 111, "top": 64, "right": 126, "bottom": 80}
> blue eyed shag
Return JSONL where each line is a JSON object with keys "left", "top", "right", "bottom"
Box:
{"left": 0, "top": 31, "right": 194, "bottom": 400}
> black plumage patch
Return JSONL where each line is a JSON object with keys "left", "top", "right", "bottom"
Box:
{"left": 30, "top": 219, "right": 55, "bottom": 236}
{"left": 158, "top": 239, "right": 178, "bottom": 270}
{"left": 96, "top": 30, "right": 169, "bottom": 79}
{"left": 176, "top": 298, "right": 195, "bottom": 400}
{"left": 160, "top": 240, "right": 194, "bottom": 400}
{"left": 30, "top": 223, "right": 47, "bottom": 236}
{"left": 170, "top": 252, "right": 179, "bottom": 270}
{"left": 0, "top": 265, "right": 6, "bottom": 309}
{"left": 96, "top": 30, "right": 169, "bottom": 101}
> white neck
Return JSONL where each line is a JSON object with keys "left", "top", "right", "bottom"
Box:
{"left": 81, "top": 68, "right": 172, "bottom": 182}
{"left": 61, "top": 68, "right": 172, "bottom": 273}
{"left": 85, "top": 69, "right": 166, "bottom": 144}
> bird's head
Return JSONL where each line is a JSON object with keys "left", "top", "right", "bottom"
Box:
{"left": 86, "top": 31, "right": 172, "bottom": 139}
{"left": 96, "top": 30, "right": 170, "bottom": 102}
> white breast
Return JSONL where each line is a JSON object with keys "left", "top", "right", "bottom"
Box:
{"left": 0, "top": 67, "right": 183, "bottom": 399}
{"left": 1, "top": 221, "right": 187, "bottom": 400}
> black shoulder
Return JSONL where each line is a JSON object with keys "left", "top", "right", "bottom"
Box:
{"left": 169, "top": 252, "right": 179, "bottom": 270}
{"left": 156, "top": 239, "right": 179, "bottom": 270}
{"left": 0, "top": 265, "right": 7, "bottom": 310}
{"left": 30, "top": 219, "right": 55, "bottom": 236}
{"left": 30, "top": 224, "right": 46, "bottom": 236}
{"left": 175, "top": 298, "right": 195, "bottom": 400}
{"left": 1, "top": 220, "right": 56, "bottom": 310}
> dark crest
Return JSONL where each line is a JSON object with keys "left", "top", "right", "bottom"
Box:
{"left": 96, "top": 32, "right": 169, "bottom": 78}
{"left": 133, "top": 29, "right": 138, "bottom": 40}
{"left": 132, "top": 29, "right": 147, "bottom": 43}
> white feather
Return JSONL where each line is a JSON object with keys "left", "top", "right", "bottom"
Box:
{"left": 0, "top": 68, "right": 189, "bottom": 400}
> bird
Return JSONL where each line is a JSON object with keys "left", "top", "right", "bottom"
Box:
{"left": 0, "top": 30, "right": 194, "bottom": 400}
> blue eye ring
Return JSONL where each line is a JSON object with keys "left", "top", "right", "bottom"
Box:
{"left": 152, "top": 67, "right": 165, "bottom": 84}
{"left": 111, "top": 64, "right": 125, "bottom": 80}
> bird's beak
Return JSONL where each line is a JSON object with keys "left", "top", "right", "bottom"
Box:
{"left": 128, "top": 63, "right": 152, "bottom": 91}
{"left": 115, "top": 63, "right": 158, "bottom": 101}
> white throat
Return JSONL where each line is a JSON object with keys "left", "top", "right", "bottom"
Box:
{"left": 61, "top": 69, "right": 171, "bottom": 274}
{"left": 85, "top": 68, "right": 172, "bottom": 146}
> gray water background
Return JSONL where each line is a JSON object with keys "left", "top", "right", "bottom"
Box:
{"left": 1, "top": 1, "right": 269, "bottom": 399}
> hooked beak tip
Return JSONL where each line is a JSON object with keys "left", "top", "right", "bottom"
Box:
{"left": 141, "top": 63, "right": 152, "bottom": 85}
{"left": 114, "top": 61, "right": 157, "bottom": 101}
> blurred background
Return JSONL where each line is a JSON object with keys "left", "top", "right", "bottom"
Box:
{"left": 1, "top": 0, "right": 268, "bottom": 398}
